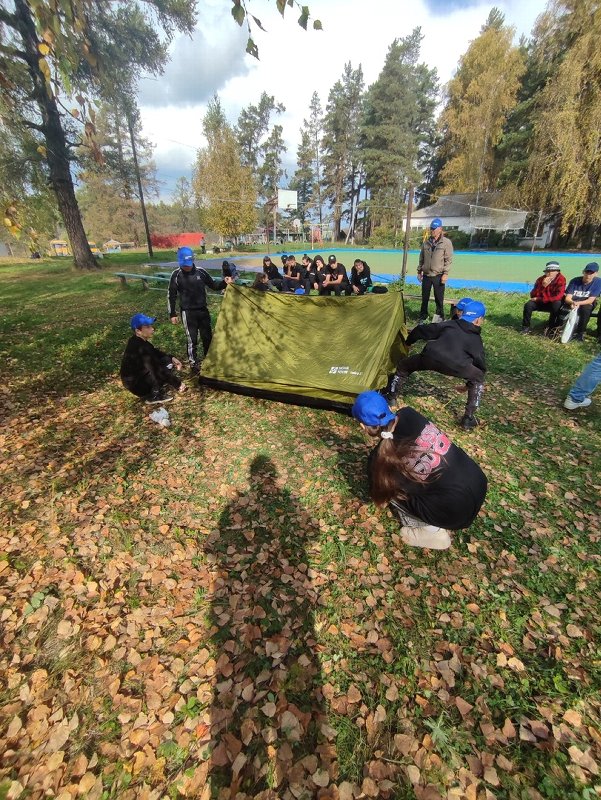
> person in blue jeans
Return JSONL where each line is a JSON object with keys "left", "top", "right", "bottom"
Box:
{"left": 564, "top": 352, "right": 601, "bottom": 409}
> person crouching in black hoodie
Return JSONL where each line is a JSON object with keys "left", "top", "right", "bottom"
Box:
{"left": 120, "top": 313, "right": 187, "bottom": 404}
{"left": 385, "top": 301, "right": 486, "bottom": 431}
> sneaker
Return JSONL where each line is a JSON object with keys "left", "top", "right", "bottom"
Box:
{"left": 459, "top": 414, "right": 479, "bottom": 430}
{"left": 400, "top": 525, "right": 452, "bottom": 550}
{"left": 144, "top": 390, "right": 173, "bottom": 405}
{"left": 564, "top": 396, "right": 592, "bottom": 410}
{"left": 520, "top": 327, "right": 531, "bottom": 335}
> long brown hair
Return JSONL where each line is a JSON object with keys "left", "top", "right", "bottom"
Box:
{"left": 364, "top": 419, "right": 440, "bottom": 506}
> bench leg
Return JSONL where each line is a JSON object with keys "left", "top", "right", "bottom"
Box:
{"left": 142, "top": 280, "right": 149, "bottom": 290}
{"left": 119, "top": 276, "right": 126, "bottom": 287}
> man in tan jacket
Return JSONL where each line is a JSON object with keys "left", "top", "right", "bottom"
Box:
{"left": 417, "top": 217, "right": 454, "bottom": 322}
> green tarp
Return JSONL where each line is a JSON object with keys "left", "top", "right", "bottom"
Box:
{"left": 199, "top": 286, "right": 408, "bottom": 409}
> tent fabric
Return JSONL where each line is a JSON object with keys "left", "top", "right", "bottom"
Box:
{"left": 199, "top": 285, "right": 408, "bottom": 409}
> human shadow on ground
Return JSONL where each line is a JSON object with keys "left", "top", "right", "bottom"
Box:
{"left": 204, "top": 455, "right": 332, "bottom": 796}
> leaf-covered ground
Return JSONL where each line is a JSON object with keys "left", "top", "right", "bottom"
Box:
{"left": 0, "top": 260, "right": 600, "bottom": 800}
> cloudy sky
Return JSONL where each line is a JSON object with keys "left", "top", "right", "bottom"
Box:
{"left": 138, "top": 0, "right": 548, "bottom": 201}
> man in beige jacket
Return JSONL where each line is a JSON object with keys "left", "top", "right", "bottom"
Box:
{"left": 417, "top": 217, "right": 454, "bottom": 322}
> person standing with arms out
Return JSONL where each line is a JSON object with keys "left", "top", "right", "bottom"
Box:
{"left": 352, "top": 391, "right": 487, "bottom": 550}
{"left": 417, "top": 217, "right": 453, "bottom": 323}
{"left": 168, "top": 247, "right": 232, "bottom": 375}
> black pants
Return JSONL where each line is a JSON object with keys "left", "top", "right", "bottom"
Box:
{"left": 395, "top": 352, "right": 485, "bottom": 416}
{"left": 319, "top": 280, "right": 351, "bottom": 296}
{"left": 124, "top": 359, "right": 181, "bottom": 398}
{"left": 282, "top": 277, "right": 311, "bottom": 294}
{"left": 522, "top": 299, "right": 562, "bottom": 329}
{"left": 420, "top": 274, "right": 446, "bottom": 319}
{"left": 181, "top": 308, "right": 212, "bottom": 365}
{"left": 574, "top": 303, "right": 597, "bottom": 337}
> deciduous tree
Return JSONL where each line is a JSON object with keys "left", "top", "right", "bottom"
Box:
{"left": 437, "top": 9, "right": 524, "bottom": 195}
{"left": 521, "top": 0, "right": 601, "bottom": 239}
{"left": 193, "top": 104, "right": 257, "bottom": 240}
{"left": 0, "top": 0, "right": 195, "bottom": 268}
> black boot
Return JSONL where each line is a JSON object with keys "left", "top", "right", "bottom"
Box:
{"left": 461, "top": 381, "right": 484, "bottom": 429}
{"left": 459, "top": 414, "right": 479, "bottom": 430}
{"left": 383, "top": 371, "right": 408, "bottom": 404}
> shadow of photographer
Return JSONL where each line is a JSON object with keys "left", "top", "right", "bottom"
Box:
{"left": 204, "top": 454, "right": 334, "bottom": 796}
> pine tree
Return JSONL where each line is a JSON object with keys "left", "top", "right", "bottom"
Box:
{"left": 436, "top": 9, "right": 525, "bottom": 195}
{"left": 236, "top": 93, "right": 285, "bottom": 176}
{"left": 306, "top": 92, "right": 324, "bottom": 224}
{"left": 258, "top": 125, "right": 286, "bottom": 201}
{"left": 321, "top": 63, "right": 364, "bottom": 239}
{"left": 290, "top": 130, "right": 315, "bottom": 224}
{"left": 361, "top": 29, "right": 438, "bottom": 236}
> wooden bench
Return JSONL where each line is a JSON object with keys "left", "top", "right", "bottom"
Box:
{"left": 114, "top": 272, "right": 170, "bottom": 290}
{"left": 403, "top": 293, "right": 454, "bottom": 306}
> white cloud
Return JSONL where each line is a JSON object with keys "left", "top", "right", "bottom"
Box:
{"left": 138, "top": 0, "right": 547, "bottom": 199}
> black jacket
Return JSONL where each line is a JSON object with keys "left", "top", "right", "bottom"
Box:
{"left": 407, "top": 318, "right": 486, "bottom": 373}
{"left": 168, "top": 266, "right": 225, "bottom": 316}
{"left": 263, "top": 264, "right": 282, "bottom": 280}
{"left": 351, "top": 264, "right": 372, "bottom": 293}
{"left": 120, "top": 335, "right": 173, "bottom": 394}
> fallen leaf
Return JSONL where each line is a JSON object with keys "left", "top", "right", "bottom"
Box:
{"left": 312, "top": 769, "right": 330, "bottom": 787}
{"left": 568, "top": 746, "right": 599, "bottom": 775}
{"left": 455, "top": 697, "right": 474, "bottom": 718}
{"left": 563, "top": 709, "right": 582, "bottom": 727}
{"left": 261, "top": 702, "right": 277, "bottom": 718}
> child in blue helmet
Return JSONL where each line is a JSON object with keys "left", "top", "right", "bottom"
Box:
{"left": 385, "top": 300, "right": 487, "bottom": 430}
{"left": 120, "top": 313, "right": 187, "bottom": 403}
{"left": 168, "top": 247, "right": 233, "bottom": 374}
{"left": 352, "top": 391, "right": 487, "bottom": 549}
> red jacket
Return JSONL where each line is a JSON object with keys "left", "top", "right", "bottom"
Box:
{"left": 530, "top": 273, "right": 566, "bottom": 303}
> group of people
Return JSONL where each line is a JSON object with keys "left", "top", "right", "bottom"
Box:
{"left": 257, "top": 253, "right": 382, "bottom": 296}
{"left": 521, "top": 260, "right": 601, "bottom": 342}
{"left": 119, "top": 237, "right": 599, "bottom": 553}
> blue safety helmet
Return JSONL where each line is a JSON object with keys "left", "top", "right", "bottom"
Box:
{"left": 462, "top": 300, "right": 486, "bottom": 322}
{"left": 131, "top": 313, "right": 156, "bottom": 330}
{"left": 456, "top": 297, "right": 474, "bottom": 312}
{"left": 177, "top": 246, "right": 194, "bottom": 267}
{"left": 430, "top": 217, "right": 443, "bottom": 230}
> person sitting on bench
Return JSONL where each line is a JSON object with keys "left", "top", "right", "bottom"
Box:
{"left": 521, "top": 261, "right": 566, "bottom": 335}
{"left": 559, "top": 262, "right": 601, "bottom": 342}
{"left": 120, "top": 314, "right": 187, "bottom": 404}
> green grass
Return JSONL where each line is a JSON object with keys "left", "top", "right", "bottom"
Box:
{"left": 0, "top": 257, "right": 599, "bottom": 799}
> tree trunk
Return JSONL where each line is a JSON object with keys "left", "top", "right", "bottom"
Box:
{"left": 14, "top": 0, "right": 97, "bottom": 269}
